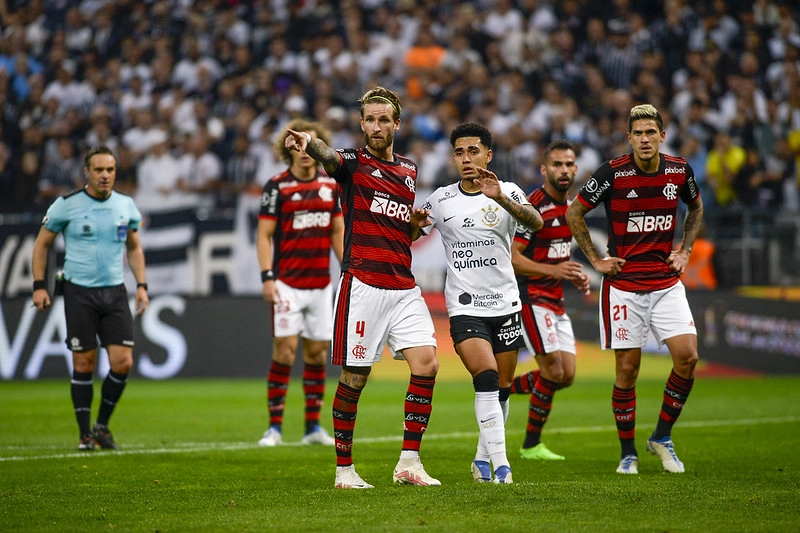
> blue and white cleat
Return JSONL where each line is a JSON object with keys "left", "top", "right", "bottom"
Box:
{"left": 616, "top": 454, "right": 639, "bottom": 474}
{"left": 646, "top": 436, "right": 685, "bottom": 473}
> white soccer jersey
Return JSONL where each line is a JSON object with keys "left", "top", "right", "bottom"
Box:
{"left": 420, "top": 181, "right": 531, "bottom": 317}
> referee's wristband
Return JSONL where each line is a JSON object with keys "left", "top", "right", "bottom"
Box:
{"left": 261, "top": 270, "right": 275, "bottom": 282}
{"left": 33, "top": 280, "right": 47, "bottom": 291}
{"left": 137, "top": 282, "right": 148, "bottom": 291}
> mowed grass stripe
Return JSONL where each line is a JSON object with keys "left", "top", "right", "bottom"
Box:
{"left": 2, "top": 415, "right": 796, "bottom": 462}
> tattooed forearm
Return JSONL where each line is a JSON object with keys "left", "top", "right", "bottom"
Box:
{"left": 681, "top": 200, "right": 704, "bottom": 253}
{"left": 305, "top": 138, "right": 341, "bottom": 175}
{"left": 497, "top": 195, "right": 543, "bottom": 231}
{"left": 566, "top": 204, "right": 602, "bottom": 264}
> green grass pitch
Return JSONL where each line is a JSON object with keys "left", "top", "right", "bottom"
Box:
{"left": 1, "top": 353, "right": 799, "bottom": 532}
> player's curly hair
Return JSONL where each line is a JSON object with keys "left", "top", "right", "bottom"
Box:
{"left": 359, "top": 86, "right": 402, "bottom": 121}
{"left": 628, "top": 104, "right": 663, "bottom": 132}
{"left": 274, "top": 118, "right": 333, "bottom": 165}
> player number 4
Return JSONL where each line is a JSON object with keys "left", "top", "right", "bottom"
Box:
{"left": 355, "top": 320, "right": 366, "bottom": 337}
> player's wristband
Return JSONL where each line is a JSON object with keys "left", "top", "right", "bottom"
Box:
{"left": 137, "top": 282, "right": 148, "bottom": 291}
{"left": 302, "top": 132, "right": 311, "bottom": 144}
{"left": 261, "top": 270, "right": 275, "bottom": 282}
{"left": 33, "top": 280, "right": 47, "bottom": 291}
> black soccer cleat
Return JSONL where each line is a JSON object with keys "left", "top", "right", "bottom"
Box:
{"left": 78, "top": 434, "right": 95, "bottom": 451}
{"left": 92, "top": 425, "right": 120, "bottom": 450}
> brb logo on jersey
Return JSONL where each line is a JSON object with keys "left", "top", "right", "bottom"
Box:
{"left": 293, "top": 210, "right": 331, "bottom": 230}
{"left": 626, "top": 211, "right": 674, "bottom": 233}
{"left": 370, "top": 191, "right": 411, "bottom": 222}
{"left": 548, "top": 240, "right": 572, "bottom": 259}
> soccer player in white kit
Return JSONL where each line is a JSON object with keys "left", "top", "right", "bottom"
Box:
{"left": 417, "top": 122, "right": 543, "bottom": 484}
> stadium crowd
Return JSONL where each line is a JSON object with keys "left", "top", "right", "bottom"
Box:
{"left": 0, "top": 0, "right": 799, "bottom": 234}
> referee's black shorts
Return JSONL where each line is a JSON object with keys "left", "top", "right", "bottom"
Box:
{"left": 62, "top": 281, "right": 134, "bottom": 352}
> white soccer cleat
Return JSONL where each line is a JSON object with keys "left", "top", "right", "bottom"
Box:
{"left": 616, "top": 454, "right": 639, "bottom": 474}
{"left": 392, "top": 457, "right": 442, "bottom": 486}
{"left": 335, "top": 465, "right": 374, "bottom": 489}
{"left": 257, "top": 426, "right": 282, "bottom": 447}
{"left": 301, "top": 425, "right": 335, "bottom": 446}
{"left": 646, "top": 436, "right": 685, "bottom": 473}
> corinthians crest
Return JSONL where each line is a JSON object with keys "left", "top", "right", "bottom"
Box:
{"left": 481, "top": 205, "right": 500, "bottom": 227}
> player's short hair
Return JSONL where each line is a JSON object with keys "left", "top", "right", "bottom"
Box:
{"left": 84, "top": 145, "right": 116, "bottom": 168}
{"left": 449, "top": 122, "right": 492, "bottom": 150}
{"left": 543, "top": 140, "right": 576, "bottom": 159}
{"left": 359, "top": 86, "right": 402, "bottom": 121}
{"left": 628, "top": 104, "right": 663, "bottom": 132}
{"left": 274, "top": 118, "right": 333, "bottom": 164}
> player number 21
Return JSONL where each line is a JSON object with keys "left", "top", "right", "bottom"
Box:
{"left": 612, "top": 304, "right": 628, "bottom": 322}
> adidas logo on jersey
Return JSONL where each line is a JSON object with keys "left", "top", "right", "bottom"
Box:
{"left": 292, "top": 192, "right": 302, "bottom": 201}
{"left": 371, "top": 169, "right": 382, "bottom": 178}
{"left": 627, "top": 190, "right": 638, "bottom": 198}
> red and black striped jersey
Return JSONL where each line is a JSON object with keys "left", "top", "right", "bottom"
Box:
{"left": 259, "top": 169, "right": 342, "bottom": 289}
{"left": 332, "top": 147, "right": 418, "bottom": 290}
{"left": 514, "top": 186, "right": 572, "bottom": 314}
{"left": 575, "top": 152, "right": 700, "bottom": 292}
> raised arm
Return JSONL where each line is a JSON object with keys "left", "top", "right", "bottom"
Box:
{"left": 474, "top": 167, "right": 543, "bottom": 231}
{"left": 285, "top": 129, "right": 341, "bottom": 177}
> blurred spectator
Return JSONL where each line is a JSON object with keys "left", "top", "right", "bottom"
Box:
{"left": 0, "top": 141, "right": 15, "bottom": 209}
{"left": 39, "top": 136, "right": 82, "bottom": 203}
{"left": 219, "top": 133, "right": 258, "bottom": 208}
{"left": 173, "top": 35, "right": 222, "bottom": 95}
{"left": 176, "top": 126, "right": 222, "bottom": 210}
{"left": 679, "top": 98, "right": 718, "bottom": 151}
{"left": 41, "top": 60, "right": 94, "bottom": 117}
{"left": 85, "top": 105, "right": 118, "bottom": 152}
{"left": 114, "top": 144, "right": 137, "bottom": 197}
{"left": 688, "top": 0, "right": 741, "bottom": 53}
{"left": 482, "top": 0, "right": 524, "bottom": 41}
{"left": 119, "top": 74, "right": 153, "bottom": 122}
{"left": 403, "top": 26, "right": 446, "bottom": 100}
{"left": 121, "top": 107, "right": 158, "bottom": 161}
{"left": 599, "top": 18, "right": 640, "bottom": 89}
{"left": 323, "top": 105, "right": 357, "bottom": 149}
{"left": 134, "top": 128, "right": 181, "bottom": 213}
{"left": 681, "top": 135, "right": 712, "bottom": 211}
{"left": 706, "top": 130, "right": 748, "bottom": 208}
{"left": 63, "top": 6, "right": 92, "bottom": 58}
{"left": 733, "top": 147, "right": 784, "bottom": 209}
{"left": 16, "top": 150, "right": 43, "bottom": 211}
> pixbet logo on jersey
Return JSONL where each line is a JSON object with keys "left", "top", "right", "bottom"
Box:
{"left": 369, "top": 191, "right": 411, "bottom": 222}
